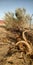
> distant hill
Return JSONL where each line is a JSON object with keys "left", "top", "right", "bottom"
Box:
{"left": 0, "top": 20, "right": 5, "bottom": 26}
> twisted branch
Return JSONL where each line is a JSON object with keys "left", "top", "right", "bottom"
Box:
{"left": 16, "top": 30, "right": 32, "bottom": 55}
{"left": 16, "top": 41, "right": 32, "bottom": 54}
{"left": 22, "top": 30, "right": 30, "bottom": 41}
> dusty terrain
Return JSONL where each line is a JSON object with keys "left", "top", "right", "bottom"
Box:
{"left": 0, "top": 27, "right": 33, "bottom": 65}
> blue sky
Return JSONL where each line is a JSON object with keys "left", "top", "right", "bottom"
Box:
{"left": 0, "top": 0, "right": 33, "bottom": 21}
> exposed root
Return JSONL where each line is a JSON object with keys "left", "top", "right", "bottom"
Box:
{"left": 22, "top": 30, "right": 30, "bottom": 41}
{"left": 22, "top": 30, "right": 33, "bottom": 45}
{"left": 16, "top": 41, "right": 32, "bottom": 55}
{"left": 22, "top": 30, "right": 33, "bottom": 55}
